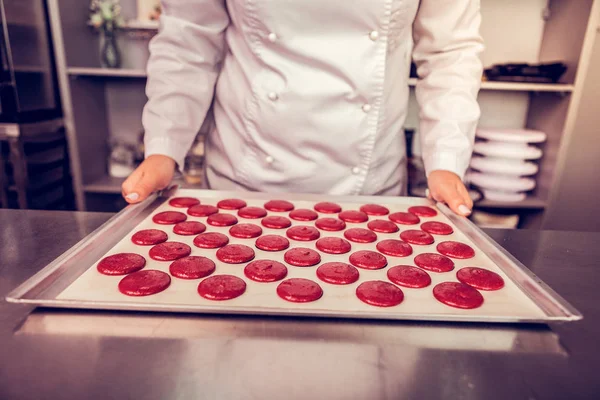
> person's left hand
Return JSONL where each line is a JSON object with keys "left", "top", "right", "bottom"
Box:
{"left": 427, "top": 170, "right": 473, "bottom": 216}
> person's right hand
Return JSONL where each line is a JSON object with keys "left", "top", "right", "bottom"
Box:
{"left": 121, "top": 154, "right": 176, "bottom": 204}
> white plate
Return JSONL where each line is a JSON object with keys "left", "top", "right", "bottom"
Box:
{"left": 473, "top": 142, "right": 543, "bottom": 160}
{"left": 467, "top": 172, "right": 536, "bottom": 192}
{"left": 481, "top": 189, "right": 527, "bottom": 203}
{"left": 476, "top": 128, "right": 547, "bottom": 144}
{"left": 470, "top": 157, "right": 539, "bottom": 176}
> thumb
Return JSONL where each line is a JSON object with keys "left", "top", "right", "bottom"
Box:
{"left": 439, "top": 185, "right": 472, "bottom": 217}
{"left": 124, "top": 172, "right": 159, "bottom": 204}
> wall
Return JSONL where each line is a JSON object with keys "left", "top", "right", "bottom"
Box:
{"left": 544, "top": 25, "right": 600, "bottom": 231}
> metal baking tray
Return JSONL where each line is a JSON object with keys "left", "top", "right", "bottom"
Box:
{"left": 6, "top": 188, "right": 582, "bottom": 323}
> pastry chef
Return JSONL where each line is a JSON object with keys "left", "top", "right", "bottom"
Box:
{"left": 122, "top": 0, "right": 483, "bottom": 216}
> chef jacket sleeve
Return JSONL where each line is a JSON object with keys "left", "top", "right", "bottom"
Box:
{"left": 412, "top": 0, "right": 484, "bottom": 179}
{"left": 142, "top": 0, "right": 229, "bottom": 170}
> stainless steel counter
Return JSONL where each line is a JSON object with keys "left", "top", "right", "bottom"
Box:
{"left": 0, "top": 210, "right": 598, "bottom": 399}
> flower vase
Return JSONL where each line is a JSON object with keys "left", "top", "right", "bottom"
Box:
{"left": 101, "top": 22, "right": 121, "bottom": 69}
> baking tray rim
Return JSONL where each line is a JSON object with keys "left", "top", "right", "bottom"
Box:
{"left": 5, "top": 188, "right": 583, "bottom": 323}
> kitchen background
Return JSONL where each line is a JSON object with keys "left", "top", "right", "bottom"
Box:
{"left": 1, "top": 0, "right": 599, "bottom": 231}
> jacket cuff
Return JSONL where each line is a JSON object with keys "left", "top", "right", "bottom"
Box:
{"left": 423, "top": 150, "right": 470, "bottom": 181}
{"left": 144, "top": 137, "right": 188, "bottom": 174}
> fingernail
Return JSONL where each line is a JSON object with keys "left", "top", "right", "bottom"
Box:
{"left": 425, "top": 189, "right": 430, "bottom": 198}
{"left": 458, "top": 205, "right": 471, "bottom": 216}
{"left": 126, "top": 193, "right": 139, "bottom": 201}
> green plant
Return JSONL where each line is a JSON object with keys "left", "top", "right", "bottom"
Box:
{"left": 88, "top": 0, "right": 125, "bottom": 30}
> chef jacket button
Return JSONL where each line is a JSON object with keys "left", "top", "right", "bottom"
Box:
{"left": 268, "top": 92, "right": 279, "bottom": 101}
{"left": 352, "top": 167, "right": 361, "bottom": 175}
{"left": 265, "top": 155, "right": 274, "bottom": 164}
{"left": 369, "top": 31, "right": 379, "bottom": 41}
{"left": 268, "top": 33, "right": 278, "bottom": 42}
{"left": 362, "top": 103, "right": 372, "bottom": 113}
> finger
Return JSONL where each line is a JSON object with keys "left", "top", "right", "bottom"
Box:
{"left": 456, "top": 182, "right": 474, "bottom": 210}
{"left": 127, "top": 171, "right": 159, "bottom": 203}
{"left": 122, "top": 167, "right": 144, "bottom": 202}
{"left": 438, "top": 184, "right": 471, "bottom": 216}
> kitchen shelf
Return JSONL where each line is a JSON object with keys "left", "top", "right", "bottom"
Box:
{"left": 407, "top": 78, "right": 574, "bottom": 93}
{"left": 68, "top": 67, "right": 147, "bottom": 78}
{"left": 476, "top": 197, "right": 547, "bottom": 210}
{"left": 84, "top": 175, "right": 125, "bottom": 194}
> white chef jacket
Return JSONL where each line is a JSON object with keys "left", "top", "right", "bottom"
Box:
{"left": 143, "top": 0, "right": 483, "bottom": 195}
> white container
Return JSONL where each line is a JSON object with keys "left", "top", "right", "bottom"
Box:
{"left": 473, "top": 141, "right": 543, "bottom": 160}
{"left": 476, "top": 128, "right": 547, "bottom": 144}
{"left": 470, "top": 156, "right": 539, "bottom": 176}
{"left": 467, "top": 172, "right": 536, "bottom": 192}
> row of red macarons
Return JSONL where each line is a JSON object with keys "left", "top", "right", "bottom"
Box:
{"left": 152, "top": 211, "right": 453, "bottom": 237}
{"left": 114, "top": 259, "right": 501, "bottom": 309}
{"left": 131, "top": 227, "right": 473, "bottom": 270}
{"left": 164, "top": 197, "right": 443, "bottom": 227}
{"left": 168, "top": 196, "right": 437, "bottom": 215}
{"left": 102, "top": 247, "right": 503, "bottom": 291}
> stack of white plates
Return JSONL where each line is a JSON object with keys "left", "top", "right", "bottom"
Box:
{"left": 467, "top": 128, "right": 546, "bottom": 202}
